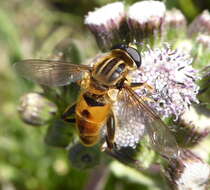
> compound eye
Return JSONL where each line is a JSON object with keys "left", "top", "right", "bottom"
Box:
{"left": 111, "top": 44, "right": 141, "bottom": 68}
{"left": 126, "top": 47, "right": 141, "bottom": 68}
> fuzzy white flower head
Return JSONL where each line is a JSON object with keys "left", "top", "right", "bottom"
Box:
{"left": 85, "top": 2, "right": 124, "bottom": 26}
{"left": 177, "top": 162, "right": 210, "bottom": 190}
{"left": 127, "top": 1, "right": 166, "bottom": 42}
{"left": 128, "top": 1, "right": 166, "bottom": 24}
{"left": 85, "top": 2, "right": 126, "bottom": 50}
{"left": 165, "top": 150, "right": 210, "bottom": 190}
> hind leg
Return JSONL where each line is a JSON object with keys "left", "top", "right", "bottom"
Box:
{"left": 101, "top": 112, "right": 116, "bottom": 151}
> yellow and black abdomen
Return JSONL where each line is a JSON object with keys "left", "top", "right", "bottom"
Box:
{"left": 75, "top": 92, "right": 111, "bottom": 146}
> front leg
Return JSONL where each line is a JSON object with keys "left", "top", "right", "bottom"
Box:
{"left": 130, "top": 82, "right": 154, "bottom": 92}
{"left": 130, "top": 82, "right": 155, "bottom": 102}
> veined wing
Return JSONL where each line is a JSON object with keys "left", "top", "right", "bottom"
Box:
{"left": 14, "top": 59, "right": 92, "bottom": 86}
{"left": 118, "top": 84, "right": 179, "bottom": 159}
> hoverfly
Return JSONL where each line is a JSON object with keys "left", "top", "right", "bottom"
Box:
{"left": 14, "top": 44, "right": 179, "bottom": 158}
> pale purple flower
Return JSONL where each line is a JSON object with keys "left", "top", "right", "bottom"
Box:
{"left": 129, "top": 44, "right": 199, "bottom": 119}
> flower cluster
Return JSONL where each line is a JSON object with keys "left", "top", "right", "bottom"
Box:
{"left": 85, "top": 2, "right": 201, "bottom": 151}
{"left": 85, "top": 1, "right": 166, "bottom": 50}
{"left": 80, "top": 3, "right": 210, "bottom": 189}
{"left": 16, "top": 1, "right": 210, "bottom": 190}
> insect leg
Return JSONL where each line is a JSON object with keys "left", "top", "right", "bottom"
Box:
{"left": 130, "top": 82, "right": 154, "bottom": 102}
{"left": 61, "top": 103, "right": 76, "bottom": 123}
{"left": 130, "top": 82, "right": 154, "bottom": 92}
{"left": 105, "top": 112, "right": 116, "bottom": 150}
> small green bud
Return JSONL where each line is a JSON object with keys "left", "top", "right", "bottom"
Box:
{"left": 68, "top": 143, "right": 100, "bottom": 169}
{"left": 44, "top": 119, "right": 74, "bottom": 148}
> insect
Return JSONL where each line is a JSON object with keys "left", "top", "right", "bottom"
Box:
{"left": 14, "top": 44, "right": 179, "bottom": 158}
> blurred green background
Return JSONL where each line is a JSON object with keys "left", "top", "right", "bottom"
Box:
{"left": 0, "top": 0, "right": 209, "bottom": 190}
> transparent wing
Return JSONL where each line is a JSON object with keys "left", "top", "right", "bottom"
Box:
{"left": 117, "top": 84, "right": 179, "bottom": 159}
{"left": 14, "top": 59, "right": 92, "bottom": 86}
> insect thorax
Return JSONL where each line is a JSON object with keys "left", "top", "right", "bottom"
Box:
{"left": 92, "top": 55, "right": 128, "bottom": 87}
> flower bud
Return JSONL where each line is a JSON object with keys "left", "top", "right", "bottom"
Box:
{"left": 165, "top": 9, "right": 186, "bottom": 29}
{"left": 127, "top": 1, "right": 166, "bottom": 44}
{"left": 164, "top": 9, "right": 186, "bottom": 40}
{"left": 53, "top": 39, "right": 81, "bottom": 64}
{"left": 18, "top": 92, "right": 57, "bottom": 126}
{"left": 173, "top": 105, "right": 210, "bottom": 148}
{"left": 196, "top": 34, "right": 210, "bottom": 50}
{"left": 164, "top": 149, "right": 210, "bottom": 190}
{"left": 85, "top": 2, "right": 127, "bottom": 51}
{"left": 44, "top": 119, "right": 74, "bottom": 148}
{"left": 188, "top": 10, "right": 210, "bottom": 37}
{"left": 68, "top": 143, "right": 100, "bottom": 169}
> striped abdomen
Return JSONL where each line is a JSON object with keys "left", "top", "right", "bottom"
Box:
{"left": 75, "top": 92, "right": 111, "bottom": 146}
